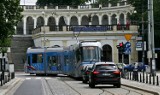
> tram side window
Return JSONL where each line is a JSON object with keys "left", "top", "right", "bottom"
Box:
{"left": 48, "top": 56, "right": 57, "bottom": 66}
{"left": 32, "top": 54, "right": 43, "bottom": 63}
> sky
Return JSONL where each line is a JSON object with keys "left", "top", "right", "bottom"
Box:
{"left": 20, "top": 0, "right": 37, "bottom": 5}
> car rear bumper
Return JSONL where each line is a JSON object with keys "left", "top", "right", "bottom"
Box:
{"left": 93, "top": 78, "right": 121, "bottom": 84}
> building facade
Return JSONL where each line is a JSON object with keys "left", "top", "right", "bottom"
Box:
{"left": 14, "top": 1, "right": 139, "bottom": 70}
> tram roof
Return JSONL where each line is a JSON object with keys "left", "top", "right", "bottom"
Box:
{"left": 46, "top": 47, "right": 64, "bottom": 52}
{"left": 27, "top": 47, "right": 45, "bottom": 53}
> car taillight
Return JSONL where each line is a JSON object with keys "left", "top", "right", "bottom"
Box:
{"left": 113, "top": 71, "right": 121, "bottom": 75}
{"left": 93, "top": 71, "right": 99, "bottom": 74}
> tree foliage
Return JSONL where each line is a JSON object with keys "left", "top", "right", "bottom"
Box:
{"left": 96, "top": 0, "right": 120, "bottom": 4}
{"left": 129, "top": 0, "right": 160, "bottom": 47}
{"left": 36, "top": 0, "right": 86, "bottom": 6}
{"left": 0, "top": 0, "right": 23, "bottom": 47}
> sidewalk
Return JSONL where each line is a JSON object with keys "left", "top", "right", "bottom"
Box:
{"left": 121, "top": 78, "right": 160, "bottom": 95}
{"left": 0, "top": 78, "right": 21, "bottom": 95}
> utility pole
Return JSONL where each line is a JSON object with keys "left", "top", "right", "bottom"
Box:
{"left": 150, "top": 0, "right": 156, "bottom": 76}
{"left": 148, "top": 0, "right": 156, "bottom": 76}
{"left": 147, "top": 0, "right": 151, "bottom": 74}
{"left": 141, "top": 0, "right": 145, "bottom": 82}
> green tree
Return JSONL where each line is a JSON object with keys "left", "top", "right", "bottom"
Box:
{"left": 128, "top": 0, "right": 160, "bottom": 47}
{"left": 96, "top": 0, "right": 120, "bottom": 4}
{"left": 36, "top": 0, "right": 86, "bottom": 6}
{"left": 0, "top": 0, "right": 23, "bottom": 53}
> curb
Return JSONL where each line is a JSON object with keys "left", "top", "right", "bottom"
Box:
{"left": 122, "top": 84, "right": 159, "bottom": 95}
{"left": 0, "top": 78, "right": 21, "bottom": 95}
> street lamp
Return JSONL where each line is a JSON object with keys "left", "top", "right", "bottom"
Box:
{"left": 42, "top": 11, "right": 46, "bottom": 47}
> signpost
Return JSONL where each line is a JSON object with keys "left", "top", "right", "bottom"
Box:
{"left": 124, "top": 34, "right": 132, "bottom": 41}
{"left": 124, "top": 42, "right": 131, "bottom": 54}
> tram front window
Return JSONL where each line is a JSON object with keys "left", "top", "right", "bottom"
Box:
{"left": 82, "top": 46, "right": 99, "bottom": 62}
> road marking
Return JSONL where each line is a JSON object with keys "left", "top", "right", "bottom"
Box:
{"left": 35, "top": 77, "right": 41, "bottom": 79}
{"left": 45, "top": 77, "right": 51, "bottom": 80}
{"left": 26, "top": 78, "right": 31, "bottom": 80}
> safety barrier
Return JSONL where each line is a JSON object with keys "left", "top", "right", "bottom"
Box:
{"left": 122, "top": 71, "right": 159, "bottom": 86}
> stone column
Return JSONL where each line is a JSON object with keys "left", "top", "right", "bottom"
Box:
{"left": 56, "top": 17, "right": 59, "bottom": 31}
{"left": 23, "top": 16, "right": 26, "bottom": 35}
{"left": 78, "top": 16, "right": 81, "bottom": 25}
{"left": 116, "top": 14, "right": 120, "bottom": 24}
{"left": 124, "top": 14, "right": 127, "bottom": 25}
{"left": 108, "top": 15, "right": 111, "bottom": 25}
{"left": 99, "top": 15, "right": 102, "bottom": 25}
{"left": 130, "top": 39, "right": 138, "bottom": 63}
{"left": 33, "top": 16, "right": 37, "bottom": 28}
{"left": 113, "top": 40, "right": 118, "bottom": 63}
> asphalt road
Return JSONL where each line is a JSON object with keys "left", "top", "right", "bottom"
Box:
{"left": 14, "top": 79, "right": 43, "bottom": 95}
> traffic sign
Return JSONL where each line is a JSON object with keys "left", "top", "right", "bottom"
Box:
{"left": 124, "top": 42, "right": 131, "bottom": 54}
{"left": 124, "top": 34, "right": 132, "bottom": 41}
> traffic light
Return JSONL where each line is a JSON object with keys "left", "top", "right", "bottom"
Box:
{"left": 117, "top": 42, "right": 125, "bottom": 54}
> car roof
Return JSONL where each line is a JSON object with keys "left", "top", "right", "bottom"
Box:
{"left": 94, "top": 62, "right": 115, "bottom": 65}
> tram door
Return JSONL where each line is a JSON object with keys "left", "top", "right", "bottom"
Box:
{"left": 46, "top": 53, "right": 60, "bottom": 74}
{"left": 62, "top": 51, "right": 70, "bottom": 74}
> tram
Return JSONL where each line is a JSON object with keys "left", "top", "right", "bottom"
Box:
{"left": 24, "top": 41, "right": 102, "bottom": 77}
{"left": 66, "top": 41, "right": 102, "bottom": 78}
{"left": 25, "top": 47, "right": 64, "bottom": 75}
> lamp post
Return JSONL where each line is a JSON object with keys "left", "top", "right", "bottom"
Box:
{"left": 42, "top": 11, "right": 46, "bottom": 74}
{"left": 42, "top": 11, "right": 46, "bottom": 48}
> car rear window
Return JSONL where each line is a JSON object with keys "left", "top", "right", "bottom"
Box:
{"left": 95, "top": 64, "right": 117, "bottom": 70}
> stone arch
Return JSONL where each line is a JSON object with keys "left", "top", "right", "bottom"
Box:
{"left": 16, "top": 21, "right": 23, "bottom": 35}
{"left": 111, "top": 14, "right": 117, "bottom": 25}
{"left": 37, "top": 16, "right": 44, "bottom": 27}
{"left": 127, "top": 12, "right": 131, "bottom": 21}
{"left": 102, "top": 44, "right": 112, "bottom": 62}
{"left": 48, "top": 16, "right": 56, "bottom": 31}
{"left": 119, "top": 13, "right": 124, "bottom": 25}
{"left": 59, "top": 16, "right": 67, "bottom": 31}
{"left": 81, "top": 16, "right": 89, "bottom": 25}
{"left": 92, "top": 15, "right": 99, "bottom": 25}
{"left": 102, "top": 15, "right": 108, "bottom": 25}
{"left": 26, "top": 16, "right": 34, "bottom": 34}
{"left": 70, "top": 16, "right": 78, "bottom": 25}
{"left": 52, "top": 45, "right": 61, "bottom": 47}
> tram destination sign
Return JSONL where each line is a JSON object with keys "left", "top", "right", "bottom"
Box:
{"left": 73, "top": 26, "right": 109, "bottom": 32}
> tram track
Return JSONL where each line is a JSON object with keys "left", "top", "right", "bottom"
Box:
{"left": 98, "top": 85, "right": 153, "bottom": 95}
{"left": 42, "top": 77, "right": 56, "bottom": 95}
{"left": 42, "top": 76, "right": 154, "bottom": 95}
{"left": 60, "top": 77, "right": 82, "bottom": 95}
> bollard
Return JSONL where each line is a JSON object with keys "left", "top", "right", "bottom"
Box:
{"left": 146, "top": 73, "right": 148, "bottom": 84}
{"left": 140, "top": 73, "right": 142, "bottom": 82}
{"left": 157, "top": 76, "right": 159, "bottom": 86}
{"left": 129, "top": 72, "right": 132, "bottom": 80}
{"left": 142, "top": 71, "right": 145, "bottom": 83}
{"left": 149, "top": 74, "right": 151, "bottom": 84}
{"left": 153, "top": 75, "right": 155, "bottom": 85}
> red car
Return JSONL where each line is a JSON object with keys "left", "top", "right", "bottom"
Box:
{"left": 88, "top": 62, "right": 121, "bottom": 88}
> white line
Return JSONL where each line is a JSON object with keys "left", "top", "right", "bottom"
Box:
{"left": 26, "top": 78, "right": 31, "bottom": 80}
{"left": 45, "top": 77, "right": 51, "bottom": 80}
{"left": 35, "top": 77, "right": 41, "bottom": 79}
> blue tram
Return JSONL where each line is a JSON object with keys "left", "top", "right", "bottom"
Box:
{"left": 66, "top": 41, "right": 102, "bottom": 78}
{"left": 25, "top": 47, "right": 64, "bottom": 75}
{"left": 25, "top": 41, "right": 102, "bottom": 77}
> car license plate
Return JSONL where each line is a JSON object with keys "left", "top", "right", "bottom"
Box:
{"left": 102, "top": 73, "right": 110, "bottom": 76}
